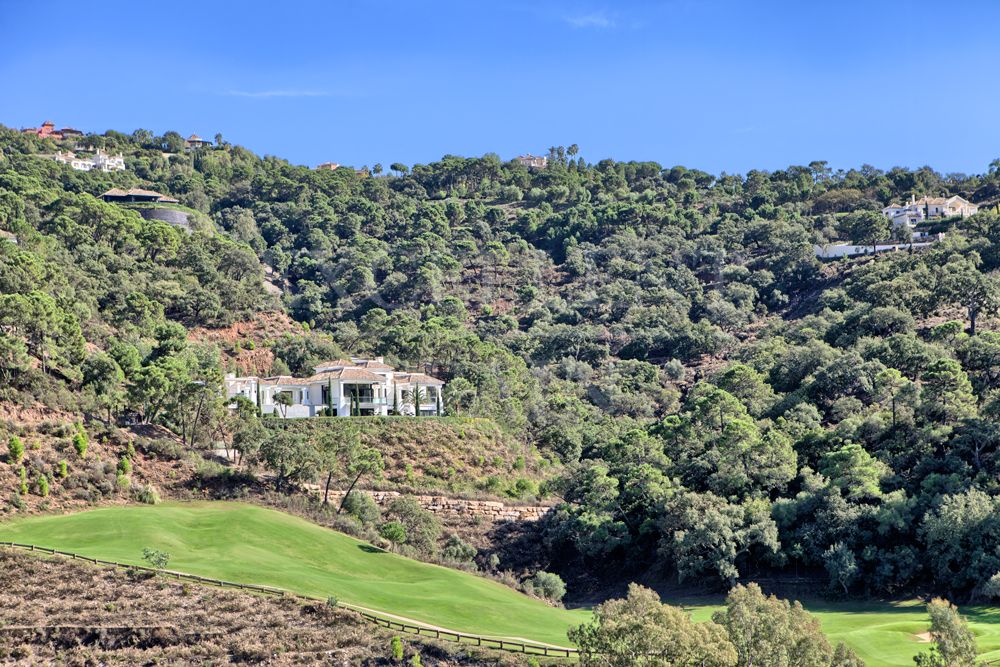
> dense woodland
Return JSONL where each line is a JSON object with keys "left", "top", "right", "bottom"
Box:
{"left": 5, "top": 125, "right": 1000, "bottom": 602}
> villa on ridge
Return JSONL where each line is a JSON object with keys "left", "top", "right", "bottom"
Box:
{"left": 882, "top": 194, "right": 978, "bottom": 227}
{"left": 515, "top": 154, "right": 548, "bottom": 169}
{"left": 54, "top": 149, "right": 126, "bottom": 172}
{"left": 224, "top": 357, "right": 445, "bottom": 418}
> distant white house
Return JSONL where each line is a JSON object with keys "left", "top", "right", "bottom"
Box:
{"left": 814, "top": 233, "right": 944, "bottom": 259}
{"left": 882, "top": 195, "right": 978, "bottom": 227}
{"left": 224, "top": 357, "right": 445, "bottom": 418}
{"left": 515, "top": 154, "right": 548, "bottom": 169}
{"left": 54, "top": 149, "right": 125, "bottom": 172}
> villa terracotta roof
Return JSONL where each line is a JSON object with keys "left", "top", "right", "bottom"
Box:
{"left": 305, "top": 368, "right": 386, "bottom": 383}
{"left": 313, "top": 359, "right": 358, "bottom": 370}
{"left": 352, "top": 359, "right": 395, "bottom": 371}
{"left": 259, "top": 376, "right": 310, "bottom": 386}
{"left": 394, "top": 372, "right": 445, "bottom": 385}
{"left": 100, "top": 187, "right": 179, "bottom": 204}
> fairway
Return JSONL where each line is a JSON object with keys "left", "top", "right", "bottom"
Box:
{"left": 0, "top": 501, "right": 587, "bottom": 646}
{"left": 5, "top": 502, "right": 1000, "bottom": 665}
{"left": 683, "top": 597, "right": 1000, "bottom": 667}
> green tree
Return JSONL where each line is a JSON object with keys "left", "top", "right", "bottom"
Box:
{"left": 820, "top": 443, "right": 888, "bottom": 500}
{"left": 823, "top": 542, "right": 858, "bottom": 595}
{"left": 82, "top": 352, "right": 127, "bottom": 423}
{"left": 713, "top": 583, "right": 833, "bottom": 667}
{"left": 379, "top": 521, "right": 407, "bottom": 552}
{"left": 337, "top": 443, "right": 385, "bottom": 513}
{"left": 838, "top": 210, "right": 891, "bottom": 253}
{"left": 914, "top": 599, "right": 977, "bottom": 667}
{"left": 259, "top": 430, "right": 319, "bottom": 491}
{"left": 8, "top": 435, "right": 24, "bottom": 464}
{"left": 569, "top": 583, "right": 737, "bottom": 667}
{"left": 941, "top": 257, "right": 999, "bottom": 336}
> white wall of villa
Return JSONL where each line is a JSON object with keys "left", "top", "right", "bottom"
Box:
{"left": 224, "top": 357, "right": 444, "bottom": 418}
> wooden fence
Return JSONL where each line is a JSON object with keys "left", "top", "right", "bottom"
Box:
{"left": 0, "top": 541, "right": 578, "bottom": 658}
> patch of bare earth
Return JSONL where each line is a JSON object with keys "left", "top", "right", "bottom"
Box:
{"left": 188, "top": 311, "right": 304, "bottom": 376}
{"left": 0, "top": 550, "right": 536, "bottom": 666}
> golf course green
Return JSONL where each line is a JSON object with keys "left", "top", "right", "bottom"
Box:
{"left": 3, "top": 501, "right": 1000, "bottom": 665}
{"left": 0, "top": 501, "right": 587, "bottom": 646}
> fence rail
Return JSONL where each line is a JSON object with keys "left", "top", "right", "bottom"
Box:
{"left": 0, "top": 541, "right": 578, "bottom": 658}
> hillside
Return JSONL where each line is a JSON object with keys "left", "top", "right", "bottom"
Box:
{"left": 266, "top": 416, "right": 539, "bottom": 493}
{"left": 5, "top": 125, "right": 1000, "bottom": 604}
{"left": 0, "top": 547, "right": 527, "bottom": 666}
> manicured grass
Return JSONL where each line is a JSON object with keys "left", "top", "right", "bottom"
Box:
{"left": 4, "top": 501, "right": 1000, "bottom": 664}
{"left": 0, "top": 501, "right": 587, "bottom": 646}
{"left": 682, "top": 596, "right": 1000, "bottom": 666}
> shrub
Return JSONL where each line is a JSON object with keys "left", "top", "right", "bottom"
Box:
{"left": 511, "top": 477, "right": 537, "bottom": 498}
{"left": 379, "top": 521, "right": 407, "bottom": 551}
{"left": 125, "top": 441, "right": 136, "bottom": 460}
{"left": 8, "top": 492, "right": 25, "bottom": 511}
{"left": 133, "top": 484, "right": 161, "bottom": 505}
{"left": 57, "top": 460, "right": 68, "bottom": 479}
{"left": 8, "top": 436, "right": 24, "bottom": 464}
{"left": 142, "top": 547, "right": 170, "bottom": 570}
{"left": 116, "top": 473, "right": 130, "bottom": 491}
{"left": 117, "top": 456, "right": 132, "bottom": 475}
{"left": 72, "top": 427, "right": 88, "bottom": 458}
{"left": 36, "top": 473, "right": 49, "bottom": 497}
{"left": 526, "top": 571, "right": 566, "bottom": 603}
{"left": 385, "top": 497, "right": 441, "bottom": 556}
{"left": 442, "top": 533, "right": 476, "bottom": 563}
{"left": 391, "top": 636, "right": 403, "bottom": 662}
{"left": 141, "top": 438, "right": 185, "bottom": 460}
{"left": 343, "top": 491, "right": 381, "bottom": 527}
{"left": 326, "top": 595, "right": 338, "bottom": 608}
{"left": 409, "top": 655, "right": 422, "bottom": 667}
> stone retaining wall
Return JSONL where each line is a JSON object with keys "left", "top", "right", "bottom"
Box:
{"left": 138, "top": 207, "right": 191, "bottom": 231}
{"left": 322, "top": 489, "right": 552, "bottom": 522}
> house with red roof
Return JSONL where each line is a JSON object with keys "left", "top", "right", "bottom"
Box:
{"left": 21, "top": 120, "right": 83, "bottom": 141}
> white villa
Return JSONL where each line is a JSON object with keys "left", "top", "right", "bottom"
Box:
{"left": 224, "top": 357, "right": 445, "bottom": 418}
{"left": 54, "top": 149, "right": 126, "bottom": 172}
{"left": 515, "top": 154, "right": 548, "bottom": 169}
{"left": 882, "top": 194, "right": 978, "bottom": 227}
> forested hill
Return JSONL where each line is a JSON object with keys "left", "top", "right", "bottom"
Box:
{"left": 5, "top": 125, "right": 1000, "bottom": 598}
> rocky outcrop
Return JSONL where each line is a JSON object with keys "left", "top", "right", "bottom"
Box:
{"left": 322, "top": 489, "right": 552, "bottom": 522}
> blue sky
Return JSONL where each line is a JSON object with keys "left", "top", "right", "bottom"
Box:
{"left": 2, "top": 0, "right": 999, "bottom": 174}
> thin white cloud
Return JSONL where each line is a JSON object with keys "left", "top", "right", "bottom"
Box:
{"left": 222, "top": 89, "right": 333, "bottom": 99}
{"left": 565, "top": 12, "right": 616, "bottom": 29}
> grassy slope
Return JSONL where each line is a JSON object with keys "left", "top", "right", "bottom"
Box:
{"left": 266, "top": 417, "right": 539, "bottom": 491}
{"left": 4, "top": 501, "right": 1000, "bottom": 664}
{"left": 0, "top": 501, "right": 586, "bottom": 646}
